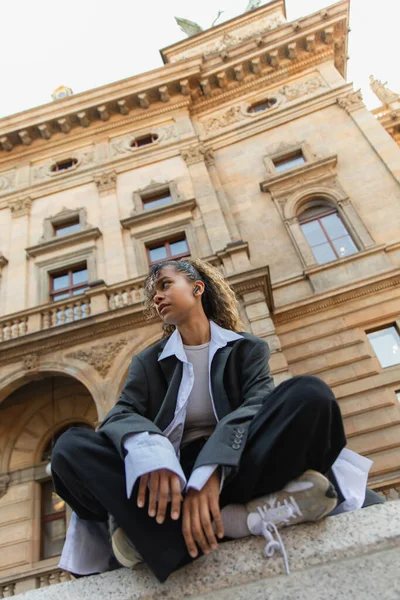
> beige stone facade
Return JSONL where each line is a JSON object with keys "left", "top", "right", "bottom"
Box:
{"left": 1, "top": 0, "right": 400, "bottom": 594}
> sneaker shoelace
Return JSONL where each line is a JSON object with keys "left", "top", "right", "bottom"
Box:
{"left": 257, "top": 495, "right": 304, "bottom": 576}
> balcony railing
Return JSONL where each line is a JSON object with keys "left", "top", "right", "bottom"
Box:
{"left": 0, "top": 275, "right": 148, "bottom": 342}
{"left": 0, "top": 566, "right": 72, "bottom": 597}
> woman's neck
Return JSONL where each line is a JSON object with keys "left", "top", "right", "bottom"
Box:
{"left": 178, "top": 316, "right": 211, "bottom": 346}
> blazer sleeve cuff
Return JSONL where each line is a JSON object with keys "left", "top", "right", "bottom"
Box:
{"left": 123, "top": 432, "right": 187, "bottom": 498}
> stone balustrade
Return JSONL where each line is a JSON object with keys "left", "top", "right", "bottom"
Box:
{"left": 0, "top": 568, "right": 72, "bottom": 598}
{"left": 0, "top": 275, "right": 148, "bottom": 343}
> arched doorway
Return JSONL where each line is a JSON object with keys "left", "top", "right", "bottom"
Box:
{"left": 0, "top": 374, "right": 97, "bottom": 578}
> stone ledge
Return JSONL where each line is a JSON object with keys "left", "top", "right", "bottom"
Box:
{"left": 17, "top": 501, "right": 400, "bottom": 600}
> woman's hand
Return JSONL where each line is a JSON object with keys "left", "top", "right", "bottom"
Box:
{"left": 137, "top": 469, "right": 183, "bottom": 524}
{"left": 182, "top": 470, "right": 224, "bottom": 558}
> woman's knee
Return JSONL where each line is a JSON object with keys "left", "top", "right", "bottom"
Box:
{"left": 289, "top": 375, "right": 336, "bottom": 412}
{"left": 51, "top": 427, "right": 88, "bottom": 471}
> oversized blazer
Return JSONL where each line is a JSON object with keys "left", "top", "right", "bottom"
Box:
{"left": 98, "top": 332, "right": 274, "bottom": 479}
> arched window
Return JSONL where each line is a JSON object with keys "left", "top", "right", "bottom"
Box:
{"left": 41, "top": 422, "right": 92, "bottom": 559}
{"left": 298, "top": 203, "right": 358, "bottom": 265}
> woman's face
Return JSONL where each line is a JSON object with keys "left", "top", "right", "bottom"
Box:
{"left": 152, "top": 266, "right": 204, "bottom": 326}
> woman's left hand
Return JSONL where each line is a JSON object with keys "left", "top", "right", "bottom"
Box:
{"left": 182, "top": 470, "right": 224, "bottom": 558}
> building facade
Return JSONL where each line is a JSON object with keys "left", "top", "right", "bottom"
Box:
{"left": 1, "top": 0, "right": 400, "bottom": 594}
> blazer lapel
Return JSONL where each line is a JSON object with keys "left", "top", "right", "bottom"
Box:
{"left": 211, "top": 345, "right": 234, "bottom": 419}
{"left": 154, "top": 354, "right": 183, "bottom": 431}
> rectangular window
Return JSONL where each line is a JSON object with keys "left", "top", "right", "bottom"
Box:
{"left": 54, "top": 218, "right": 81, "bottom": 237}
{"left": 41, "top": 480, "right": 66, "bottom": 559}
{"left": 273, "top": 151, "right": 306, "bottom": 173}
{"left": 147, "top": 236, "right": 190, "bottom": 266}
{"left": 143, "top": 191, "right": 173, "bottom": 211}
{"left": 367, "top": 326, "right": 400, "bottom": 368}
{"left": 50, "top": 263, "right": 89, "bottom": 302}
{"left": 396, "top": 391, "right": 400, "bottom": 402}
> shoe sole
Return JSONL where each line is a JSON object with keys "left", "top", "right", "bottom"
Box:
{"left": 111, "top": 528, "right": 143, "bottom": 569}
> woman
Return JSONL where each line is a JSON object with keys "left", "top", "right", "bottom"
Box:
{"left": 51, "top": 258, "right": 372, "bottom": 583}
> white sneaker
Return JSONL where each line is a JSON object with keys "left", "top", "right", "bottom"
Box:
{"left": 108, "top": 515, "right": 143, "bottom": 569}
{"left": 245, "top": 470, "right": 338, "bottom": 574}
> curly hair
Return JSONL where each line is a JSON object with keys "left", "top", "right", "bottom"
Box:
{"left": 143, "top": 258, "right": 245, "bottom": 337}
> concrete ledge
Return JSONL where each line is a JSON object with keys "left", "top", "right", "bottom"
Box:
{"left": 18, "top": 501, "right": 400, "bottom": 600}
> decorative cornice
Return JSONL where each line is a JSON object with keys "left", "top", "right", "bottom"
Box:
{"left": 94, "top": 171, "right": 117, "bottom": 194}
{"left": 260, "top": 155, "right": 338, "bottom": 195}
{"left": 66, "top": 339, "right": 128, "bottom": 377}
{"left": 121, "top": 199, "right": 196, "bottom": 230}
{"left": 180, "top": 144, "right": 206, "bottom": 166}
{"left": 274, "top": 271, "right": 400, "bottom": 324}
{"left": 8, "top": 197, "right": 32, "bottom": 218}
{"left": 25, "top": 227, "right": 101, "bottom": 258}
{"left": 337, "top": 89, "right": 364, "bottom": 113}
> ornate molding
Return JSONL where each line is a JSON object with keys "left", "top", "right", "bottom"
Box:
{"left": 201, "top": 76, "right": 327, "bottom": 134}
{"left": 66, "top": 339, "right": 128, "bottom": 377}
{"left": 0, "top": 473, "right": 10, "bottom": 499}
{"left": 204, "top": 148, "right": 216, "bottom": 167}
{"left": 337, "top": 90, "right": 364, "bottom": 113}
{"left": 0, "top": 170, "right": 16, "bottom": 195}
{"left": 94, "top": 171, "right": 117, "bottom": 194}
{"left": 370, "top": 75, "right": 399, "bottom": 106}
{"left": 8, "top": 197, "right": 32, "bottom": 218}
{"left": 180, "top": 144, "right": 206, "bottom": 166}
{"left": 274, "top": 273, "right": 400, "bottom": 324}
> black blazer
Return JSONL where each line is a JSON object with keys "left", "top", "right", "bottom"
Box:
{"left": 98, "top": 332, "right": 274, "bottom": 478}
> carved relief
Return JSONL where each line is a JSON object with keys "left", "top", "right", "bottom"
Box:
{"left": 279, "top": 76, "right": 326, "bottom": 101}
{"left": 0, "top": 170, "right": 16, "bottom": 195}
{"left": 0, "top": 473, "right": 10, "bottom": 500}
{"left": 201, "top": 76, "right": 326, "bottom": 135}
{"left": 31, "top": 146, "right": 96, "bottom": 183}
{"left": 180, "top": 144, "right": 206, "bottom": 165}
{"left": 176, "top": 11, "right": 286, "bottom": 61}
{"left": 110, "top": 124, "right": 177, "bottom": 158}
{"left": 24, "top": 353, "right": 39, "bottom": 371}
{"left": 66, "top": 339, "right": 128, "bottom": 378}
{"left": 94, "top": 171, "right": 117, "bottom": 194}
{"left": 337, "top": 90, "right": 364, "bottom": 113}
{"left": 8, "top": 197, "right": 32, "bottom": 218}
{"left": 203, "top": 106, "right": 244, "bottom": 135}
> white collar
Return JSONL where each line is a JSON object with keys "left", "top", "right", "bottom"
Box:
{"left": 158, "top": 320, "right": 243, "bottom": 363}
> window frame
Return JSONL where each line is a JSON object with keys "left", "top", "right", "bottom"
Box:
{"left": 49, "top": 263, "right": 89, "bottom": 302}
{"left": 366, "top": 324, "right": 400, "bottom": 369}
{"left": 146, "top": 235, "right": 190, "bottom": 266}
{"left": 53, "top": 217, "right": 81, "bottom": 237}
{"left": 40, "top": 479, "right": 67, "bottom": 560}
{"left": 298, "top": 207, "right": 358, "bottom": 263}
{"left": 273, "top": 150, "right": 306, "bottom": 173}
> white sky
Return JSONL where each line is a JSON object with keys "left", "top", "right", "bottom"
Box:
{"left": 0, "top": 0, "right": 398, "bottom": 119}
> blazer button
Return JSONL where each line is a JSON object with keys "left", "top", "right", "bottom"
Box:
{"left": 232, "top": 443, "right": 240, "bottom": 450}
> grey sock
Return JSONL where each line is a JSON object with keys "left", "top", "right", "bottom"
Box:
{"left": 220, "top": 504, "right": 251, "bottom": 539}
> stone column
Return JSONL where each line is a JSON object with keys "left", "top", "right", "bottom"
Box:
{"left": 94, "top": 171, "right": 128, "bottom": 285}
{"left": 204, "top": 149, "right": 241, "bottom": 241}
{"left": 6, "top": 197, "right": 31, "bottom": 314}
{"left": 240, "top": 287, "right": 292, "bottom": 385}
{"left": 181, "top": 144, "right": 231, "bottom": 253}
{"left": 337, "top": 90, "right": 400, "bottom": 186}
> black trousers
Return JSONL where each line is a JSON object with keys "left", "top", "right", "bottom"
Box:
{"left": 52, "top": 375, "right": 346, "bottom": 583}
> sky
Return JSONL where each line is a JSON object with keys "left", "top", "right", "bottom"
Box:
{"left": 0, "top": 0, "right": 398, "bottom": 119}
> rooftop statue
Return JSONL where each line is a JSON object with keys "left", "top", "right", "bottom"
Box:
{"left": 175, "top": 1, "right": 262, "bottom": 37}
{"left": 369, "top": 75, "right": 399, "bottom": 105}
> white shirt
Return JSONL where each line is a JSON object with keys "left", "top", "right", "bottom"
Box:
{"left": 58, "top": 321, "right": 372, "bottom": 575}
